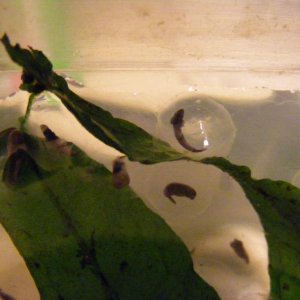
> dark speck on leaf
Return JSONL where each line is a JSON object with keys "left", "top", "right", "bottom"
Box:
{"left": 77, "top": 232, "right": 96, "bottom": 269}
{"left": 282, "top": 283, "right": 289, "bottom": 291}
{"left": 119, "top": 261, "right": 129, "bottom": 272}
{"left": 34, "top": 262, "right": 40, "bottom": 269}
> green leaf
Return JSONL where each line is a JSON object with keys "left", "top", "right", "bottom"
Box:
{"left": 202, "top": 157, "right": 300, "bottom": 300}
{"left": 1, "top": 34, "right": 52, "bottom": 79}
{"left": 1, "top": 34, "right": 184, "bottom": 164}
{"left": 0, "top": 130, "right": 219, "bottom": 300}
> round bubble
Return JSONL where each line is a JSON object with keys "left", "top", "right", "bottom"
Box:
{"left": 157, "top": 95, "right": 237, "bottom": 159}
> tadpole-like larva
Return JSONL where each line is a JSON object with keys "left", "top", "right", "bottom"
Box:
{"left": 0, "top": 289, "right": 16, "bottom": 300}
{"left": 164, "top": 182, "right": 196, "bottom": 204}
{"left": 170, "top": 109, "right": 207, "bottom": 153}
{"left": 112, "top": 156, "right": 130, "bottom": 189}
{"left": 40, "top": 125, "right": 73, "bottom": 156}
{"left": 6, "top": 129, "right": 27, "bottom": 156}
{"left": 230, "top": 239, "right": 250, "bottom": 264}
{"left": 40, "top": 124, "right": 58, "bottom": 141}
{"left": 2, "top": 129, "right": 38, "bottom": 186}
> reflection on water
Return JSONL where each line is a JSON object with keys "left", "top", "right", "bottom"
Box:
{"left": 60, "top": 73, "right": 85, "bottom": 88}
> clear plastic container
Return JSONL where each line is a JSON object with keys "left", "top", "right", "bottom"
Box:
{"left": 1, "top": 1, "right": 300, "bottom": 300}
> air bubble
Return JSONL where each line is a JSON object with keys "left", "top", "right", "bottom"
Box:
{"left": 157, "top": 95, "right": 236, "bottom": 158}
{"left": 188, "top": 86, "right": 198, "bottom": 92}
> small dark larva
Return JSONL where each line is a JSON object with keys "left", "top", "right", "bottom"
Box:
{"left": 3, "top": 129, "right": 31, "bottom": 186}
{"left": 0, "top": 288, "right": 16, "bottom": 300}
{"left": 40, "top": 125, "right": 73, "bottom": 156}
{"left": 6, "top": 129, "right": 27, "bottom": 157}
{"left": 164, "top": 182, "right": 196, "bottom": 204}
{"left": 40, "top": 124, "right": 58, "bottom": 141}
{"left": 170, "top": 109, "right": 206, "bottom": 153}
{"left": 112, "top": 156, "right": 130, "bottom": 189}
{"left": 230, "top": 239, "right": 250, "bottom": 264}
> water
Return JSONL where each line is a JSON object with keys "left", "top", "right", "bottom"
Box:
{"left": 1, "top": 1, "right": 300, "bottom": 298}
{"left": 1, "top": 70, "right": 300, "bottom": 300}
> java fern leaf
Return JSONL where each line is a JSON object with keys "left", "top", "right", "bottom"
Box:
{"left": 202, "top": 157, "right": 300, "bottom": 300}
{"left": 0, "top": 129, "right": 220, "bottom": 300}
{"left": 1, "top": 34, "right": 183, "bottom": 164}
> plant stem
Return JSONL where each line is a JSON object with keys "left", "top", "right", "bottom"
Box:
{"left": 19, "top": 93, "right": 36, "bottom": 132}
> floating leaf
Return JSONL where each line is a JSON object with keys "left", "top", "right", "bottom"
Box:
{"left": 202, "top": 157, "right": 300, "bottom": 300}
{"left": 1, "top": 34, "right": 184, "bottom": 164}
{"left": 0, "top": 130, "right": 219, "bottom": 300}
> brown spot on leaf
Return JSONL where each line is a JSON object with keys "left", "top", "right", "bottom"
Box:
{"left": 282, "top": 283, "right": 289, "bottom": 291}
{"left": 119, "top": 261, "right": 128, "bottom": 272}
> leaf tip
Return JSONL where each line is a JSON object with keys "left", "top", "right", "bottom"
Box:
{"left": 1, "top": 33, "right": 9, "bottom": 45}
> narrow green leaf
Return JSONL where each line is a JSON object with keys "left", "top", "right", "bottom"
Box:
{"left": 0, "top": 130, "right": 219, "bottom": 300}
{"left": 202, "top": 157, "right": 300, "bottom": 300}
{"left": 1, "top": 34, "right": 184, "bottom": 164}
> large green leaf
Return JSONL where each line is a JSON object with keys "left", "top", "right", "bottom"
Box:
{"left": 202, "top": 157, "right": 300, "bottom": 300}
{"left": 0, "top": 130, "right": 219, "bottom": 300}
{"left": 1, "top": 34, "right": 184, "bottom": 164}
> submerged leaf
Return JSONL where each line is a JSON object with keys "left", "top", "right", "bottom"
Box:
{"left": 0, "top": 130, "right": 219, "bottom": 300}
{"left": 1, "top": 34, "right": 184, "bottom": 164}
{"left": 202, "top": 157, "right": 300, "bottom": 300}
